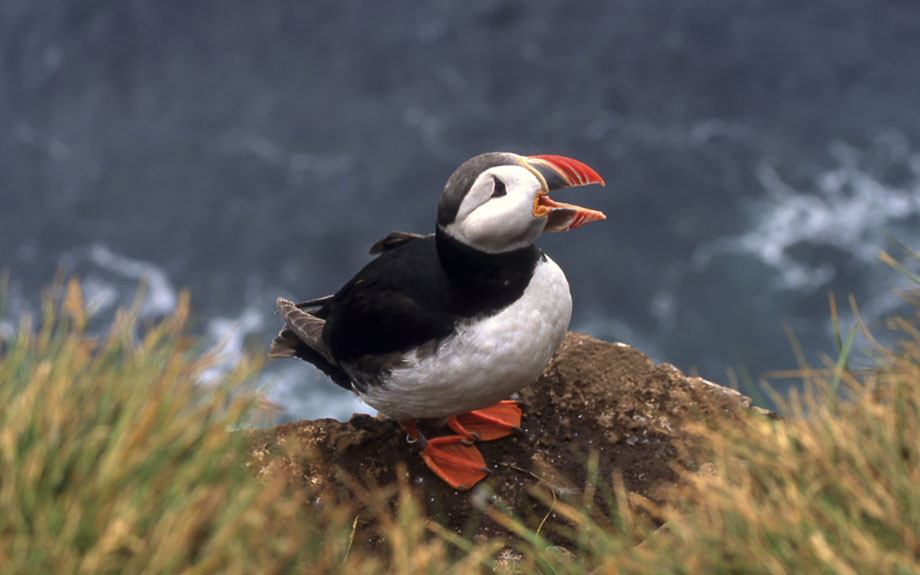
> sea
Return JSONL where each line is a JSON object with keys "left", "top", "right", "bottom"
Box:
{"left": 2, "top": 0, "right": 919, "bottom": 421}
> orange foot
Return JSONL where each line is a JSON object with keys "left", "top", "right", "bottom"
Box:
{"left": 401, "top": 422, "right": 490, "bottom": 490}
{"left": 421, "top": 436, "right": 490, "bottom": 490}
{"left": 448, "top": 400, "right": 523, "bottom": 442}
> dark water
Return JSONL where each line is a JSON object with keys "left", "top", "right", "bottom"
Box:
{"left": 2, "top": 0, "right": 919, "bottom": 419}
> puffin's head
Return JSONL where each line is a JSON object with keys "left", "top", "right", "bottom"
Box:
{"left": 437, "top": 152, "right": 606, "bottom": 254}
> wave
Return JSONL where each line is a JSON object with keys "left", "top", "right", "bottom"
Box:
{"left": 260, "top": 363, "right": 374, "bottom": 423}
{"left": 693, "top": 135, "right": 920, "bottom": 292}
{"left": 202, "top": 301, "right": 375, "bottom": 421}
{"left": 35, "top": 243, "right": 371, "bottom": 423}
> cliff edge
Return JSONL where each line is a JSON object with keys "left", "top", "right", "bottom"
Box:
{"left": 250, "top": 332, "right": 766, "bottom": 546}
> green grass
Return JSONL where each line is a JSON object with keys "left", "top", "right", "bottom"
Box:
{"left": 3, "top": 257, "right": 920, "bottom": 574}
{"left": 600, "top": 319, "right": 920, "bottom": 574}
{"left": 507, "top": 250, "right": 920, "bottom": 574}
{"left": 0, "top": 280, "right": 332, "bottom": 574}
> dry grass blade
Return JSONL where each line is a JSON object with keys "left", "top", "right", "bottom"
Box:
{"left": 496, "top": 461, "right": 558, "bottom": 537}
{"left": 0, "top": 278, "right": 353, "bottom": 574}
{"left": 4, "top": 258, "right": 920, "bottom": 574}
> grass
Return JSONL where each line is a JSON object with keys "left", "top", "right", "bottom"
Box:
{"left": 607, "top": 313, "right": 920, "bottom": 574}
{"left": 2, "top": 251, "right": 920, "bottom": 573}
{"left": 505, "top": 251, "right": 920, "bottom": 574}
{"left": 0, "top": 279, "right": 328, "bottom": 574}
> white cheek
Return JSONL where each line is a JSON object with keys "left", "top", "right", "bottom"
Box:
{"left": 459, "top": 198, "right": 547, "bottom": 253}
{"left": 444, "top": 165, "right": 548, "bottom": 253}
{"left": 467, "top": 196, "right": 528, "bottom": 233}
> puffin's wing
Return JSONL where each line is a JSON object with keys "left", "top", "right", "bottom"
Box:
{"left": 368, "top": 231, "right": 433, "bottom": 254}
{"left": 323, "top": 236, "right": 456, "bottom": 361}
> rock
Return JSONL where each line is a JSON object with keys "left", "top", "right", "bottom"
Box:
{"left": 249, "top": 333, "right": 762, "bottom": 548}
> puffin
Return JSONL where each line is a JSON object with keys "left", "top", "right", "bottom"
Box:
{"left": 271, "top": 152, "right": 605, "bottom": 489}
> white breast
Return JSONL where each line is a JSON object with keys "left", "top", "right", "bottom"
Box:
{"left": 357, "top": 255, "right": 572, "bottom": 421}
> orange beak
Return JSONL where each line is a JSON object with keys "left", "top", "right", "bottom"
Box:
{"left": 524, "top": 155, "right": 607, "bottom": 232}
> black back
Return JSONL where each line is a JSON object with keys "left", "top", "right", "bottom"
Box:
{"left": 317, "top": 230, "right": 541, "bottom": 365}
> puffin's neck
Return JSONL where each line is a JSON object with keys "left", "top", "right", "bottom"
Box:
{"left": 435, "top": 226, "right": 542, "bottom": 298}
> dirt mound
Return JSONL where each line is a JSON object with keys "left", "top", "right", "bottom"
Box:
{"left": 250, "top": 333, "right": 764, "bottom": 546}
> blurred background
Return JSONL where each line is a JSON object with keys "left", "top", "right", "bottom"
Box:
{"left": 2, "top": 0, "right": 919, "bottom": 421}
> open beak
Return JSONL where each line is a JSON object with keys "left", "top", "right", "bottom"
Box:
{"left": 523, "top": 155, "right": 607, "bottom": 232}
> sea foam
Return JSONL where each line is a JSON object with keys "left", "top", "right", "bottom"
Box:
{"left": 694, "top": 138, "right": 920, "bottom": 292}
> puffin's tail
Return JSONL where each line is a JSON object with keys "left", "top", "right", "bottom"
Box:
{"left": 271, "top": 298, "right": 330, "bottom": 360}
{"left": 268, "top": 327, "right": 302, "bottom": 359}
{"left": 270, "top": 298, "right": 354, "bottom": 392}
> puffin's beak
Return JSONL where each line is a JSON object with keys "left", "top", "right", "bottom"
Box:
{"left": 524, "top": 155, "right": 607, "bottom": 232}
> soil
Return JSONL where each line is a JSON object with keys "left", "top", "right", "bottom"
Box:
{"left": 249, "top": 332, "right": 767, "bottom": 550}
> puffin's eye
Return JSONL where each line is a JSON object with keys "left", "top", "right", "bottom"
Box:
{"left": 491, "top": 178, "right": 507, "bottom": 198}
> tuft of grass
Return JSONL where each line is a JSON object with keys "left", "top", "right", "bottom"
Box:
{"left": 4, "top": 258, "right": 920, "bottom": 574}
{"left": 616, "top": 338, "right": 920, "bottom": 574}
{"left": 0, "top": 279, "right": 349, "bottom": 574}
{"left": 498, "top": 253, "right": 920, "bottom": 574}
{"left": 0, "top": 278, "right": 501, "bottom": 574}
